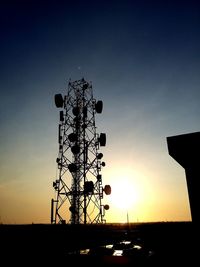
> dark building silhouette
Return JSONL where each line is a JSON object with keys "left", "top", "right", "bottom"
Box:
{"left": 167, "top": 132, "right": 200, "bottom": 224}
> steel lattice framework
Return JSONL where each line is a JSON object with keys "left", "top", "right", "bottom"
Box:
{"left": 51, "top": 78, "right": 111, "bottom": 224}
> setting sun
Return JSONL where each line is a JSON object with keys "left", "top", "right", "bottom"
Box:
{"left": 103, "top": 166, "right": 157, "bottom": 223}
{"left": 110, "top": 176, "right": 139, "bottom": 211}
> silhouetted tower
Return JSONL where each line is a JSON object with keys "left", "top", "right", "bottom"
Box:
{"left": 167, "top": 131, "right": 200, "bottom": 224}
{"left": 51, "top": 78, "right": 111, "bottom": 224}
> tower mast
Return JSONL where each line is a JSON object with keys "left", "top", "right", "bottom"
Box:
{"left": 51, "top": 78, "right": 111, "bottom": 224}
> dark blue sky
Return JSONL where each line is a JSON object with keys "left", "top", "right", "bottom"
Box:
{"left": 0, "top": 0, "right": 199, "bottom": 223}
{"left": 1, "top": 0, "right": 200, "bottom": 110}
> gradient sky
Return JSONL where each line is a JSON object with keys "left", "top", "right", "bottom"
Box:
{"left": 0, "top": 0, "right": 199, "bottom": 224}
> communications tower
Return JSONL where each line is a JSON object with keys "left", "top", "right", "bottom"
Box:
{"left": 51, "top": 78, "right": 111, "bottom": 224}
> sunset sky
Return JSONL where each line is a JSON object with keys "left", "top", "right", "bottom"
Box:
{"left": 1, "top": 0, "right": 199, "bottom": 224}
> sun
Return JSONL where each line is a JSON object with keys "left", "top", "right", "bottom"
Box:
{"left": 110, "top": 177, "right": 139, "bottom": 211}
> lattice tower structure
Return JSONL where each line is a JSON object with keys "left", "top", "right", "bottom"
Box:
{"left": 51, "top": 78, "right": 111, "bottom": 224}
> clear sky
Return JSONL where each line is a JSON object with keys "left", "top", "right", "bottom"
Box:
{"left": 0, "top": 0, "right": 199, "bottom": 224}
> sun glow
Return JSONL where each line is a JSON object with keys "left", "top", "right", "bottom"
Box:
{"left": 104, "top": 166, "right": 156, "bottom": 223}
{"left": 110, "top": 176, "right": 139, "bottom": 211}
